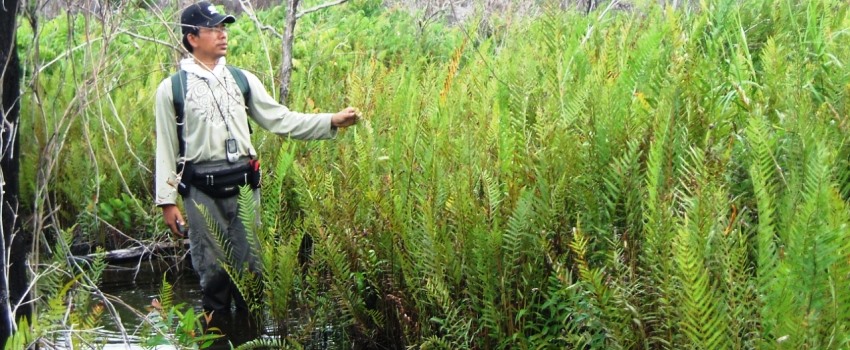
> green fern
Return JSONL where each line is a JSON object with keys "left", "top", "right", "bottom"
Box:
{"left": 671, "top": 144, "right": 733, "bottom": 349}
{"left": 158, "top": 275, "right": 174, "bottom": 313}
{"left": 640, "top": 93, "right": 678, "bottom": 346}
{"left": 745, "top": 115, "right": 789, "bottom": 344}
{"left": 196, "top": 197, "right": 264, "bottom": 312}
{"left": 196, "top": 203, "right": 231, "bottom": 264}
{"left": 4, "top": 317, "right": 34, "bottom": 350}
{"left": 262, "top": 233, "right": 301, "bottom": 321}
{"left": 234, "top": 337, "right": 293, "bottom": 349}
{"left": 673, "top": 222, "right": 730, "bottom": 349}
{"left": 320, "top": 232, "right": 366, "bottom": 331}
{"left": 237, "top": 185, "right": 260, "bottom": 240}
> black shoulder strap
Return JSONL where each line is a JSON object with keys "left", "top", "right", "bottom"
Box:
{"left": 170, "top": 70, "right": 188, "bottom": 162}
{"left": 226, "top": 65, "right": 251, "bottom": 103}
{"left": 226, "top": 65, "right": 253, "bottom": 134}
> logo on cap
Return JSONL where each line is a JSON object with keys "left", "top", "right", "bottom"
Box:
{"left": 208, "top": 5, "right": 218, "bottom": 14}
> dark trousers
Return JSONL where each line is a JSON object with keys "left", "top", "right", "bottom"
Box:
{"left": 184, "top": 160, "right": 262, "bottom": 312}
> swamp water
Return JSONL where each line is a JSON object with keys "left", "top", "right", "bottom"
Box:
{"left": 93, "top": 259, "right": 337, "bottom": 349}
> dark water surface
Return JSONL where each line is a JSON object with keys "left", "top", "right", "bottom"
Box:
{"left": 98, "top": 259, "right": 271, "bottom": 349}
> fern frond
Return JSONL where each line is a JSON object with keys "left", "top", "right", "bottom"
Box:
{"left": 321, "top": 233, "right": 365, "bottom": 329}
{"left": 440, "top": 37, "right": 467, "bottom": 104}
{"left": 468, "top": 229, "right": 503, "bottom": 343}
{"left": 366, "top": 308, "right": 385, "bottom": 329}
{"left": 263, "top": 235, "right": 301, "bottom": 320}
{"left": 745, "top": 116, "right": 779, "bottom": 289}
{"left": 424, "top": 273, "right": 451, "bottom": 313}
{"left": 673, "top": 223, "right": 730, "bottom": 350}
{"left": 225, "top": 263, "right": 264, "bottom": 313}
{"left": 233, "top": 337, "right": 289, "bottom": 350}
{"left": 196, "top": 203, "right": 232, "bottom": 263}
{"left": 42, "top": 276, "right": 80, "bottom": 331}
{"left": 569, "top": 225, "right": 590, "bottom": 280}
{"left": 503, "top": 189, "right": 533, "bottom": 275}
{"left": 88, "top": 250, "right": 107, "bottom": 286}
{"left": 4, "top": 317, "right": 34, "bottom": 350}
{"left": 562, "top": 82, "right": 589, "bottom": 126}
{"left": 481, "top": 169, "right": 503, "bottom": 224}
{"left": 237, "top": 185, "right": 259, "bottom": 237}
{"left": 428, "top": 302, "right": 473, "bottom": 349}
{"left": 81, "top": 301, "right": 105, "bottom": 331}
{"left": 159, "top": 275, "right": 174, "bottom": 313}
{"left": 640, "top": 102, "right": 678, "bottom": 345}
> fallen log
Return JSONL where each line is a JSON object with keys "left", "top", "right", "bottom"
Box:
{"left": 80, "top": 239, "right": 191, "bottom": 263}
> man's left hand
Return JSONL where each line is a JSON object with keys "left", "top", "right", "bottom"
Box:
{"left": 332, "top": 107, "right": 359, "bottom": 128}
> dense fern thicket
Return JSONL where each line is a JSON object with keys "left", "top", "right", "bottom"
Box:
{"left": 13, "top": 0, "right": 850, "bottom": 348}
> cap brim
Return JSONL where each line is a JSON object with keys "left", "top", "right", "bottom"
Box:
{"left": 203, "top": 13, "right": 236, "bottom": 27}
{"left": 220, "top": 15, "right": 236, "bottom": 24}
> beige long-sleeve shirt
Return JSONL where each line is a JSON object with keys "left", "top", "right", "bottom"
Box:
{"left": 154, "top": 58, "right": 336, "bottom": 206}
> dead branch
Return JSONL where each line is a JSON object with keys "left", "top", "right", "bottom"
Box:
{"left": 117, "top": 28, "right": 182, "bottom": 52}
{"left": 80, "top": 239, "right": 190, "bottom": 263}
{"left": 280, "top": 0, "right": 350, "bottom": 103}
{"left": 238, "top": 0, "right": 283, "bottom": 39}
{"left": 296, "top": 0, "right": 349, "bottom": 19}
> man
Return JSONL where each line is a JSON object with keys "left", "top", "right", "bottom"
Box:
{"left": 154, "top": 1, "right": 358, "bottom": 312}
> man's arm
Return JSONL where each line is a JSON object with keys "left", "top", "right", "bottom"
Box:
{"left": 241, "top": 70, "right": 357, "bottom": 138}
{"left": 154, "top": 78, "right": 185, "bottom": 236}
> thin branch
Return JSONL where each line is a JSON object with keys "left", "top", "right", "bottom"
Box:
{"left": 11, "top": 263, "right": 63, "bottom": 318}
{"left": 105, "top": 93, "right": 151, "bottom": 174}
{"left": 297, "top": 0, "right": 349, "bottom": 19}
{"left": 238, "top": 0, "right": 283, "bottom": 39}
{"left": 117, "top": 28, "right": 182, "bottom": 52}
{"left": 581, "top": 0, "right": 620, "bottom": 46}
{"left": 66, "top": 255, "right": 132, "bottom": 345}
{"left": 37, "top": 38, "right": 104, "bottom": 74}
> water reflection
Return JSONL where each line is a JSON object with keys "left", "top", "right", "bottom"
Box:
{"left": 202, "top": 308, "right": 267, "bottom": 349}
{"left": 98, "top": 260, "right": 268, "bottom": 348}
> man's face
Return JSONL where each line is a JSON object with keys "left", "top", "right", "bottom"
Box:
{"left": 189, "top": 24, "right": 228, "bottom": 59}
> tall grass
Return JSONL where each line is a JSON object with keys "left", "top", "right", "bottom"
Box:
{"left": 12, "top": 0, "right": 850, "bottom": 348}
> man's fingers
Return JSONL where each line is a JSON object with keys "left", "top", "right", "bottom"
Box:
{"left": 161, "top": 205, "right": 185, "bottom": 237}
{"left": 331, "top": 107, "right": 360, "bottom": 128}
{"left": 168, "top": 222, "right": 185, "bottom": 238}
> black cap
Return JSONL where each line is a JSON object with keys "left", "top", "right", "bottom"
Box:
{"left": 180, "top": 1, "right": 235, "bottom": 35}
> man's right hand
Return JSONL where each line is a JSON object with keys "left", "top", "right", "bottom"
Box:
{"left": 161, "top": 204, "right": 186, "bottom": 238}
{"left": 331, "top": 107, "right": 359, "bottom": 128}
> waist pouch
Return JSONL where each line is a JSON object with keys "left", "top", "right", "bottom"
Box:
{"left": 178, "top": 160, "right": 261, "bottom": 198}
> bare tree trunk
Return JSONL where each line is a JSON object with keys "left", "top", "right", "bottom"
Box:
{"left": 0, "top": 0, "right": 30, "bottom": 346}
{"left": 584, "top": 0, "right": 597, "bottom": 14}
{"left": 277, "top": 0, "right": 349, "bottom": 105}
{"left": 279, "top": 0, "right": 300, "bottom": 105}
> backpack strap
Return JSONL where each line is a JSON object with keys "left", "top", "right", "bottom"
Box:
{"left": 170, "top": 70, "right": 188, "bottom": 166}
{"left": 226, "top": 65, "right": 253, "bottom": 134}
{"left": 226, "top": 65, "right": 251, "bottom": 103}
{"left": 170, "top": 70, "right": 192, "bottom": 196}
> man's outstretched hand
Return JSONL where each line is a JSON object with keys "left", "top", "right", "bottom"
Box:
{"left": 332, "top": 107, "right": 359, "bottom": 128}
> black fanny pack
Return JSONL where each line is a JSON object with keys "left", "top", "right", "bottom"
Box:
{"left": 177, "top": 160, "right": 261, "bottom": 198}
